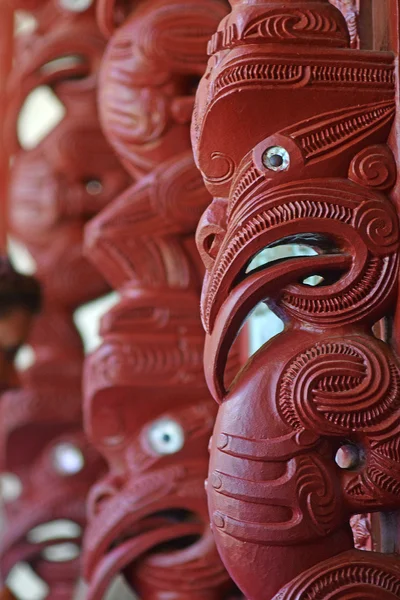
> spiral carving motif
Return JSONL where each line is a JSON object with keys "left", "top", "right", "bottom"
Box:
{"left": 204, "top": 152, "right": 236, "bottom": 185}
{"left": 245, "top": 10, "right": 346, "bottom": 43}
{"left": 192, "top": 0, "right": 400, "bottom": 598}
{"left": 353, "top": 200, "right": 399, "bottom": 254}
{"left": 209, "top": 3, "right": 350, "bottom": 51}
{"left": 278, "top": 337, "right": 400, "bottom": 435}
{"left": 273, "top": 552, "right": 400, "bottom": 599}
{"left": 350, "top": 145, "right": 397, "bottom": 190}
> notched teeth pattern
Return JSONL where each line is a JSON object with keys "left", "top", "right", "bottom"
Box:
{"left": 300, "top": 565, "right": 400, "bottom": 599}
{"left": 205, "top": 197, "right": 353, "bottom": 330}
{"left": 295, "top": 105, "right": 395, "bottom": 159}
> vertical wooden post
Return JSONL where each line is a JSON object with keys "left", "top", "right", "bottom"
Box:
{"left": 193, "top": 0, "right": 400, "bottom": 597}
{"left": 82, "top": 1, "right": 237, "bottom": 598}
{"left": 0, "top": 4, "right": 117, "bottom": 595}
{"left": 0, "top": 12, "right": 17, "bottom": 597}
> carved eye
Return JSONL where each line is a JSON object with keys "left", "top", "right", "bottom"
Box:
{"left": 85, "top": 179, "right": 103, "bottom": 196}
{"left": 147, "top": 418, "right": 185, "bottom": 456}
{"left": 262, "top": 146, "right": 290, "bottom": 172}
{"left": 335, "top": 444, "right": 363, "bottom": 470}
{"left": 52, "top": 443, "right": 85, "bottom": 476}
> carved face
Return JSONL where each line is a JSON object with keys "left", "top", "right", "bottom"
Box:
{"left": 83, "top": 389, "right": 231, "bottom": 598}
{"left": 82, "top": 292, "right": 234, "bottom": 598}
{"left": 192, "top": 2, "right": 400, "bottom": 598}
{"left": 0, "top": 420, "right": 104, "bottom": 597}
{"left": 10, "top": 121, "right": 128, "bottom": 244}
{"left": 9, "top": 126, "right": 127, "bottom": 308}
{"left": 97, "top": 0, "right": 228, "bottom": 180}
{"left": 192, "top": 1, "right": 398, "bottom": 393}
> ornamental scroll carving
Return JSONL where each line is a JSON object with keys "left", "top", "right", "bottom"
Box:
{"left": 192, "top": 0, "right": 400, "bottom": 598}
{"left": 82, "top": 0, "right": 238, "bottom": 598}
{"left": 0, "top": 0, "right": 125, "bottom": 595}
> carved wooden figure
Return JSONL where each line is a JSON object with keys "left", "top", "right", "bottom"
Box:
{"left": 82, "top": 0, "right": 239, "bottom": 597}
{"left": 192, "top": 0, "right": 400, "bottom": 598}
{"left": 0, "top": 1, "right": 126, "bottom": 595}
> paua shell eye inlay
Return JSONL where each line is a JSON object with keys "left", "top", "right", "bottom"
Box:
{"left": 262, "top": 146, "right": 290, "bottom": 172}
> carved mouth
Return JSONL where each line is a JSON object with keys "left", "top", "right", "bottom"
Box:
{"left": 86, "top": 513, "right": 207, "bottom": 599}
{"left": 202, "top": 188, "right": 346, "bottom": 333}
{"left": 83, "top": 471, "right": 226, "bottom": 599}
{"left": 201, "top": 179, "right": 398, "bottom": 335}
{"left": 0, "top": 498, "right": 86, "bottom": 586}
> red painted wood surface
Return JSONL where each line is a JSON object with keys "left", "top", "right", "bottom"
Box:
{"left": 192, "top": 0, "right": 400, "bottom": 597}
{"left": 0, "top": 0, "right": 123, "bottom": 595}
{"left": 81, "top": 0, "right": 238, "bottom": 598}
{"left": 1, "top": 0, "right": 400, "bottom": 598}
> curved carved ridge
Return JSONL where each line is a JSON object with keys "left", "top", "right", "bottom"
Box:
{"left": 192, "top": 0, "right": 400, "bottom": 598}
{"left": 273, "top": 550, "right": 400, "bottom": 599}
{"left": 208, "top": 2, "right": 350, "bottom": 52}
{"left": 82, "top": 0, "right": 237, "bottom": 598}
{"left": 202, "top": 180, "right": 399, "bottom": 333}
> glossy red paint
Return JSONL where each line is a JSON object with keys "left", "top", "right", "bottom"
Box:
{"left": 193, "top": 0, "right": 400, "bottom": 597}
{"left": 82, "top": 0, "right": 238, "bottom": 597}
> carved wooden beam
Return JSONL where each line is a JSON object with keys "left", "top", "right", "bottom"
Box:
{"left": 82, "top": 0, "right": 238, "bottom": 598}
{"left": 192, "top": 0, "right": 400, "bottom": 597}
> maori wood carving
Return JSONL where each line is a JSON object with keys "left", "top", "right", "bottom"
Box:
{"left": 192, "top": 0, "right": 400, "bottom": 598}
{"left": 82, "top": 0, "right": 237, "bottom": 598}
{"left": 0, "top": 0, "right": 124, "bottom": 596}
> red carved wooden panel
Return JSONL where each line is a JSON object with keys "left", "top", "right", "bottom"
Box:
{"left": 2, "top": 0, "right": 400, "bottom": 597}
{"left": 0, "top": 0, "right": 126, "bottom": 595}
{"left": 82, "top": 0, "right": 238, "bottom": 598}
{"left": 192, "top": 0, "right": 400, "bottom": 598}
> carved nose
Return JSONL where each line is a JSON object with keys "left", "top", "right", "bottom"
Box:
{"left": 87, "top": 475, "right": 124, "bottom": 518}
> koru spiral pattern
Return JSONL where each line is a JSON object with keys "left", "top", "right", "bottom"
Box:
{"left": 192, "top": 0, "right": 400, "bottom": 598}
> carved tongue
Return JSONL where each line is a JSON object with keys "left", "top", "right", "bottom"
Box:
{"left": 205, "top": 253, "right": 349, "bottom": 400}
{"left": 87, "top": 522, "right": 203, "bottom": 600}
